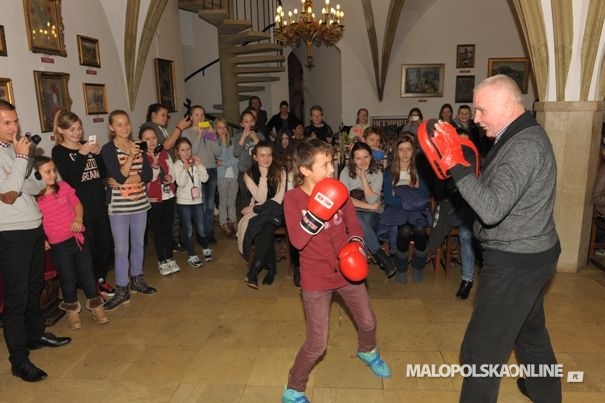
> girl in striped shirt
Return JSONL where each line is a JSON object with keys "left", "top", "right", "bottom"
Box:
{"left": 35, "top": 156, "right": 108, "bottom": 329}
{"left": 100, "top": 110, "right": 155, "bottom": 311}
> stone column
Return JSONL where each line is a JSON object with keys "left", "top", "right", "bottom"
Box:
{"left": 535, "top": 101, "right": 605, "bottom": 272}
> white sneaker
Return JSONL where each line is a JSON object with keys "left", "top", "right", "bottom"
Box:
{"left": 166, "top": 258, "right": 181, "bottom": 273}
{"left": 187, "top": 255, "right": 203, "bottom": 268}
{"left": 203, "top": 248, "right": 213, "bottom": 262}
{"left": 158, "top": 261, "right": 172, "bottom": 276}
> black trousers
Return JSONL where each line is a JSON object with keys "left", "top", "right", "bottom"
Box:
{"left": 0, "top": 227, "right": 45, "bottom": 368}
{"left": 84, "top": 213, "right": 113, "bottom": 282}
{"left": 50, "top": 237, "right": 97, "bottom": 302}
{"left": 459, "top": 251, "right": 561, "bottom": 403}
{"left": 148, "top": 198, "right": 176, "bottom": 262}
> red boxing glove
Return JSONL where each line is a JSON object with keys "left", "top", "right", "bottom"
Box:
{"left": 418, "top": 119, "right": 478, "bottom": 179}
{"left": 300, "top": 178, "right": 349, "bottom": 235}
{"left": 338, "top": 241, "right": 368, "bottom": 282}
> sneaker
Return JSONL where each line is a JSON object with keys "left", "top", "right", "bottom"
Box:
{"left": 203, "top": 248, "right": 213, "bottom": 262}
{"left": 97, "top": 278, "right": 115, "bottom": 300}
{"left": 166, "top": 258, "right": 181, "bottom": 273}
{"left": 188, "top": 255, "right": 203, "bottom": 268}
{"left": 281, "top": 388, "right": 310, "bottom": 403}
{"left": 395, "top": 271, "right": 407, "bottom": 284}
{"left": 596, "top": 248, "right": 605, "bottom": 256}
{"left": 357, "top": 348, "right": 391, "bottom": 378}
{"left": 157, "top": 261, "right": 172, "bottom": 276}
{"left": 103, "top": 286, "right": 130, "bottom": 311}
{"left": 129, "top": 275, "right": 157, "bottom": 295}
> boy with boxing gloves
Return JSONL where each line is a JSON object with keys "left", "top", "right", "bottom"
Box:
{"left": 281, "top": 139, "right": 390, "bottom": 403}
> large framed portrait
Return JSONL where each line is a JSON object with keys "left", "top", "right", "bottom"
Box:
{"left": 0, "top": 78, "right": 14, "bottom": 104}
{"left": 456, "top": 44, "right": 475, "bottom": 68}
{"left": 401, "top": 64, "right": 445, "bottom": 98}
{"left": 0, "top": 25, "right": 7, "bottom": 57}
{"left": 488, "top": 57, "right": 530, "bottom": 93}
{"left": 77, "top": 35, "right": 101, "bottom": 68}
{"left": 33, "top": 71, "right": 71, "bottom": 132}
{"left": 83, "top": 83, "right": 108, "bottom": 115}
{"left": 455, "top": 75, "right": 475, "bottom": 103}
{"left": 154, "top": 58, "right": 176, "bottom": 112}
{"left": 23, "top": 0, "right": 66, "bottom": 56}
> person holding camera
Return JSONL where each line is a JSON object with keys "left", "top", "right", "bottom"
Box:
{"left": 0, "top": 100, "right": 71, "bottom": 382}
{"left": 101, "top": 110, "right": 155, "bottom": 311}
{"left": 140, "top": 127, "right": 180, "bottom": 276}
{"left": 51, "top": 110, "right": 115, "bottom": 300}
{"left": 181, "top": 105, "right": 221, "bottom": 245}
{"left": 400, "top": 107, "right": 423, "bottom": 137}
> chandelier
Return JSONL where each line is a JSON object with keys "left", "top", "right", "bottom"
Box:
{"left": 274, "top": 0, "right": 344, "bottom": 68}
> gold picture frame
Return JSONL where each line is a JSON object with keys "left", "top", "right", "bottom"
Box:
{"left": 34, "top": 71, "right": 71, "bottom": 132}
{"left": 154, "top": 58, "right": 176, "bottom": 112}
{"left": 488, "top": 57, "right": 530, "bottom": 93}
{"left": 77, "top": 35, "right": 101, "bottom": 68}
{"left": 23, "top": 0, "right": 66, "bottom": 56}
{"left": 401, "top": 64, "right": 445, "bottom": 97}
{"left": 0, "top": 25, "right": 7, "bottom": 57}
{"left": 0, "top": 78, "right": 14, "bottom": 104}
{"left": 456, "top": 44, "right": 475, "bottom": 68}
{"left": 83, "top": 83, "right": 108, "bottom": 115}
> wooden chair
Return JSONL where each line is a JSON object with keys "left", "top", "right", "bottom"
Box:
{"left": 587, "top": 207, "right": 605, "bottom": 267}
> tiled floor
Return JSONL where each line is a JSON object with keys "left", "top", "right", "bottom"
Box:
{"left": 1, "top": 230, "right": 605, "bottom": 403}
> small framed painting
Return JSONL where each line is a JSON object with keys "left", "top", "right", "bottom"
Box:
{"left": 401, "top": 64, "right": 445, "bottom": 98}
{"left": 456, "top": 44, "right": 475, "bottom": 68}
{"left": 488, "top": 57, "right": 530, "bottom": 93}
{"left": 77, "top": 35, "right": 101, "bottom": 67}
{"left": 154, "top": 58, "right": 176, "bottom": 112}
{"left": 455, "top": 75, "right": 475, "bottom": 103}
{"left": 0, "top": 78, "right": 15, "bottom": 104}
{"left": 83, "top": 83, "right": 108, "bottom": 115}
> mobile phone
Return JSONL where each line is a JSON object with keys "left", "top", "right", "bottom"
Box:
{"left": 88, "top": 135, "right": 97, "bottom": 144}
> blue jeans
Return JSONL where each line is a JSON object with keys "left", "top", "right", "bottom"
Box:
{"left": 177, "top": 203, "right": 207, "bottom": 256}
{"left": 50, "top": 236, "right": 97, "bottom": 302}
{"left": 109, "top": 212, "right": 147, "bottom": 287}
{"left": 203, "top": 168, "right": 218, "bottom": 236}
{"left": 450, "top": 211, "right": 475, "bottom": 282}
{"left": 357, "top": 210, "right": 380, "bottom": 253}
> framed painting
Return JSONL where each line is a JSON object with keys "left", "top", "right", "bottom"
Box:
{"left": 456, "top": 44, "right": 475, "bottom": 68}
{"left": 83, "top": 83, "right": 107, "bottom": 115}
{"left": 455, "top": 75, "right": 475, "bottom": 103}
{"left": 0, "top": 78, "right": 14, "bottom": 104}
{"left": 488, "top": 57, "right": 530, "bottom": 93}
{"left": 33, "top": 71, "right": 71, "bottom": 132}
{"left": 23, "top": 0, "right": 66, "bottom": 56}
{"left": 154, "top": 58, "right": 176, "bottom": 112}
{"left": 401, "top": 64, "right": 445, "bottom": 97}
{"left": 0, "top": 25, "right": 7, "bottom": 56}
{"left": 77, "top": 35, "right": 100, "bottom": 67}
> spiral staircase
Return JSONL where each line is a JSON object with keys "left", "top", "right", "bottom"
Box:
{"left": 179, "top": 1, "right": 284, "bottom": 124}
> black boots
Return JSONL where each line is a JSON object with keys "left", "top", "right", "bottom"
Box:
{"left": 456, "top": 280, "right": 473, "bottom": 299}
{"left": 262, "top": 260, "right": 277, "bottom": 285}
{"left": 373, "top": 248, "right": 397, "bottom": 278}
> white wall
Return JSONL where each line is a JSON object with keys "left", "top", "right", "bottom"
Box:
{"left": 0, "top": 0, "right": 184, "bottom": 155}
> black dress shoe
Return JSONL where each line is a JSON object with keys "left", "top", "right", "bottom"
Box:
{"left": 12, "top": 360, "right": 48, "bottom": 382}
{"left": 456, "top": 280, "right": 473, "bottom": 299}
{"left": 516, "top": 377, "right": 531, "bottom": 400}
{"left": 28, "top": 332, "right": 72, "bottom": 350}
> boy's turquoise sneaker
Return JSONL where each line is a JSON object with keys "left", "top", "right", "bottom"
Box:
{"left": 357, "top": 347, "right": 392, "bottom": 378}
{"left": 281, "top": 387, "right": 310, "bottom": 403}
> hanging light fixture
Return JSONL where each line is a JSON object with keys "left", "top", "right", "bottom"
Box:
{"left": 274, "top": 0, "right": 344, "bottom": 68}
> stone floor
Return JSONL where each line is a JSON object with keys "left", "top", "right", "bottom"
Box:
{"left": 1, "top": 229, "right": 604, "bottom": 403}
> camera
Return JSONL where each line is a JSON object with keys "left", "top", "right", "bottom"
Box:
{"left": 138, "top": 141, "right": 148, "bottom": 152}
{"left": 24, "top": 132, "right": 41, "bottom": 145}
{"left": 152, "top": 143, "right": 163, "bottom": 156}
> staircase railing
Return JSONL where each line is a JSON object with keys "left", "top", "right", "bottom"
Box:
{"left": 198, "top": 0, "right": 278, "bottom": 35}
